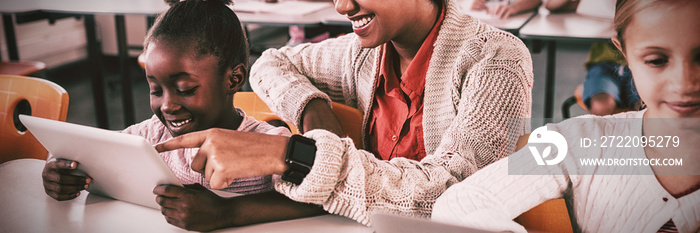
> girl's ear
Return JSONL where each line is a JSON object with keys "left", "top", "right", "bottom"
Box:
{"left": 225, "top": 64, "right": 247, "bottom": 94}
{"left": 611, "top": 36, "right": 626, "bottom": 59}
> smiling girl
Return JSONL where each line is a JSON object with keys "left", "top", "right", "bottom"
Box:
{"left": 432, "top": 0, "right": 700, "bottom": 232}
{"left": 41, "top": 0, "right": 325, "bottom": 231}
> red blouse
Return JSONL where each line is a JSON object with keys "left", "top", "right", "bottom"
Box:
{"left": 368, "top": 6, "right": 445, "bottom": 161}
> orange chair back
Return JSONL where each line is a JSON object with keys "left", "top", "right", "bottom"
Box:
{"left": 513, "top": 133, "right": 574, "bottom": 233}
{"left": 234, "top": 92, "right": 364, "bottom": 149}
{"left": 0, "top": 61, "right": 46, "bottom": 76}
{"left": 0, "top": 75, "right": 69, "bottom": 164}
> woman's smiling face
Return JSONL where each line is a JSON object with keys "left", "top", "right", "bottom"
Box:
{"left": 333, "top": 0, "right": 439, "bottom": 48}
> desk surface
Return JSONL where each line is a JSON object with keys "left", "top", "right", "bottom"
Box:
{"left": 0, "top": 0, "right": 167, "bottom": 15}
{"left": 463, "top": 10, "right": 536, "bottom": 31}
{"left": 519, "top": 12, "right": 614, "bottom": 41}
{"left": 0, "top": 0, "right": 335, "bottom": 26}
{"left": 0, "top": 159, "right": 372, "bottom": 233}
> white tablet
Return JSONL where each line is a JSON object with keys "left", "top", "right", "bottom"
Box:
{"left": 20, "top": 115, "right": 183, "bottom": 209}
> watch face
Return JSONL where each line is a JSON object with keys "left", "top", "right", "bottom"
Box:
{"left": 292, "top": 141, "right": 315, "bottom": 166}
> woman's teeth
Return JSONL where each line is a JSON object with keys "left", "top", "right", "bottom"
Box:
{"left": 352, "top": 15, "right": 374, "bottom": 28}
{"left": 170, "top": 118, "right": 191, "bottom": 127}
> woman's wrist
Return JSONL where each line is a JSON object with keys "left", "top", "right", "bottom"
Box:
{"left": 272, "top": 137, "right": 291, "bottom": 175}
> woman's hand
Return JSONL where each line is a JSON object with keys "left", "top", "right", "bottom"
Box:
{"left": 42, "top": 158, "right": 91, "bottom": 200}
{"left": 155, "top": 129, "right": 289, "bottom": 189}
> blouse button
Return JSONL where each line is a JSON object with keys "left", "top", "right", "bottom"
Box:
{"left": 663, "top": 197, "right": 669, "bottom": 202}
{"left": 391, "top": 135, "right": 398, "bottom": 141}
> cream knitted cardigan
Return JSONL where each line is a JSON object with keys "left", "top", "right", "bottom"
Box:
{"left": 432, "top": 110, "right": 700, "bottom": 233}
{"left": 250, "top": 0, "right": 533, "bottom": 225}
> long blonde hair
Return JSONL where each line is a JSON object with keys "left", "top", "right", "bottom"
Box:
{"left": 613, "top": 0, "right": 693, "bottom": 51}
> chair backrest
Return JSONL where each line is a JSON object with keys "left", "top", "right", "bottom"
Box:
{"left": 138, "top": 53, "right": 146, "bottom": 70}
{"left": 513, "top": 133, "right": 574, "bottom": 233}
{"left": 0, "top": 61, "right": 47, "bottom": 76}
{"left": 0, "top": 75, "right": 69, "bottom": 164}
{"left": 234, "top": 92, "right": 364, "bottom": 149}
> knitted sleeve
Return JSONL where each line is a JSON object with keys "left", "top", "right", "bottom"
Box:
{"left": 430, "top": 115, "right": 607, "bottom": 232}
{"left": 430, "top": 145, "right": 569, "bottom": 233}
{"left": 249, "top": 34, "right": 363, "bottom": 126}
{"left": 429, "top": 113, "right": 634, "bottom": 232}
{"left": 274, "top": 30, "right": 533, "bottom": 225}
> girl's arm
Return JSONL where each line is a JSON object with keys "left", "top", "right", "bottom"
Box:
{"left": 153, "top": 184, "right": 325, "bottom": 231}
{"left": 489, "top": 0, "right": 542, "bottom": 19}
{"left": 228, "top": 191, "right": 326, "bottom": 225}
{"left": 431, "top": 147, "right": 571, "bottom": 232}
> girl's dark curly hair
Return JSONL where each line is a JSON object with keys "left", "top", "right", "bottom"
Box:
{"left": 145, "top": 0, "right": 248, "bottom": 75}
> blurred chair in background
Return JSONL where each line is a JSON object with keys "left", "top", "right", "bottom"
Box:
{"left": 0, "top": 75, "right": 69, "bottom": 164}
{"left": 234, "top": 92, "right": 364, "bottom": 149}
{"left": 0, "top": 60, "right": 47, "bottom": 77}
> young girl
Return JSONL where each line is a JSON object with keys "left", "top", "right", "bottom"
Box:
{"left": 41, "top": 0, "right": 323, "bottom": 231}
{"left": 432, "top": 0, "right": 700, "bottom": 232}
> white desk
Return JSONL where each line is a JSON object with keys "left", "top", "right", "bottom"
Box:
{"left": 234, "top": 0, "right": 335, "bottom": 26}
{"left": 519, "top": 13, "right": 614, "bottom": 120}
{"left": 463, "top": 10, "right": 536, "bottom": 33}
{"left": 0, "top": 159, "right": 372, "bottom": 233}
{"left": 520, "top": 12, "right": 614, "bottom": 41}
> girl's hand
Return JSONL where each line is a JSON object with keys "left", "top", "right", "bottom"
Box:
{"left": 153, "top": 184, "right": 235, "bottom": 231}
{"left": 42, "top": 158, "right": 91, "bottom": 200}
{"left": 487, "top": 4, "right": 518, "bottom": 19}
{"left": 471, "top": 0, "right": 487, "bottom": 10}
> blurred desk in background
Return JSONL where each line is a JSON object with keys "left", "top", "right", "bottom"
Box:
{"left": 323, "top": 8, "right": 536, "bottom": 35}
{"left": 520, "top": 13, "right": 614, "bottom": 121}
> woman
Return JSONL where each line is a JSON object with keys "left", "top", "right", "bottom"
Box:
{"left": 157, "top": 0, "right": 533, "bottom": 225}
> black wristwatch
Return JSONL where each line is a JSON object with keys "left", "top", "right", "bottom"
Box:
{"left": 281, "top": 135, "right": 317, "bottom": 185}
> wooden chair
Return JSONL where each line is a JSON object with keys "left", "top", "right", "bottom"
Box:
{"left": 234, "top": 92, "right": 364, "bottom": 149}
{"left": 0, "top": 75, "right": 69, "bottom": 164}
{"left": 513, "top": 133, "right": 574, "bottom": 233}
{"left": 0, "top": 60, "right": 47, "bottom": 76}
{"left": 138, "top": 52, "right": 146, "bottom": 69}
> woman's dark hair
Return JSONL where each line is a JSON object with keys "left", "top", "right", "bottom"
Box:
{"left": 145, "top": 0, "right": 248, "bottom": 75}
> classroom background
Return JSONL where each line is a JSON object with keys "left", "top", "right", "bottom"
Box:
{"left": 0, "top": 0, "right": 593, "bottom": 131}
